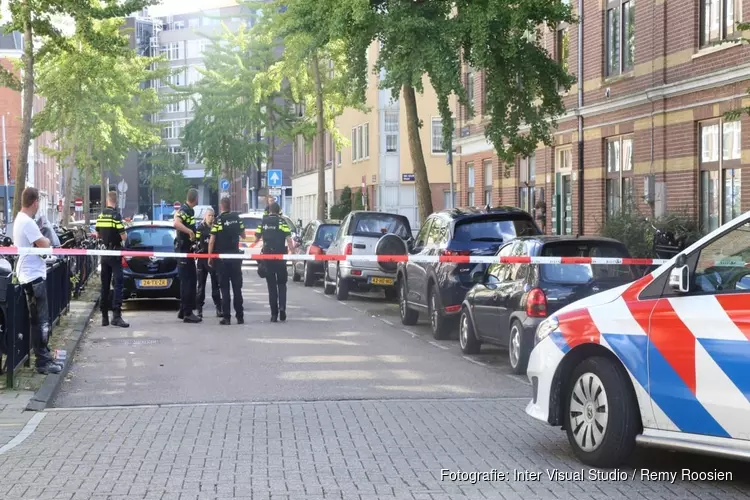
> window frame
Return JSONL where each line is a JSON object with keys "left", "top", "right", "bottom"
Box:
{"left": 363, "top": 123, "right": 369, "bottom": 159}
{"left": 605, "top": 135, "right": 634, "bottom": 218}
{"left": 431, "top": 118, "right": 444, "bottom": 154}
{"left": 605, "top": 0, "right": 635, "bottom": 77}
{"left": 483, "top": 159, "right": 493, "bottom": 206}
{"left": 384, "top": 111, "right": 398, "bottom": 153}
{"left": 518, "top": 153, "right": 536, "bottom": 214}
{"left": 466, "top": 162, "right": 475, "bottom": 206}
{"left": 700, "top": 0, "right": 741, "bottom": 48}
{"left": 699, "top": 118, "right": 742, "bottom": 233}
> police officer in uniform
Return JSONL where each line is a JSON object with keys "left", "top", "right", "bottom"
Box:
{"left": 208, "top": 197, "right": 245, "bottom": 325}
{"left": 96, "top": 191, "right": 129, "bottom": 328}
{"left": 256, "top": 203, "right": 294, "bottom": 322}
{"left": 195, "top": 207, "right": 221, "bottom": 319}
{"left": 174, "top": 188, "right": 202, "bottom": 323}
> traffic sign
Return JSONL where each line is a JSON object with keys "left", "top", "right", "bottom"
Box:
{"left": 74, "top": 197, "right": 83, "bottom": 207}
{"left": 173, "top": 201, "right": 181, "bottom": 210}
{"left": 220, "top": 179, "right": 230, "bottom": 190}
{"left": 269, "top": 188, "right": 282, "bottom": 196}
{"left": 267, "top": 169, "right": 282, "bottom": 187}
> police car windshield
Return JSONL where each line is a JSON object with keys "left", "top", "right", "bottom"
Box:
{"left": 242, "top": 218, "right": 262, "bottom": 230}
{"left": 540, "top": 241, "right": 634, "bottom": 283}
{"left": 126, "top": 227, "right": 176, "bottom": 249}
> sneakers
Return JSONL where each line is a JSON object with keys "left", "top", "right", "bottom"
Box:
{"left": 183, "top": 313, "right": 202, "bottom": 323}
{"left": 220, "top": 318, "right": 231, "bottom": 325}
{"left": 36, "top": 361, "right": 62, "bottom": 375}
{"left": 279, "top": 310, "right": 286, "bottom": 322}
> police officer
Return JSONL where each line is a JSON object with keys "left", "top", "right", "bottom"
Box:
{"left": 195, "top": 208, "right": 221, "bottom": 319}
{"left": 96, "top": 191, "right": 129, "bottom": 328}
{"left": 256, "top": 202, "right": 294, "bottom": 322}
{"left": 174, "top": 188, "right": 202, "bottom": 323}
{"left": 208, "top": 197, "right": 244, "bottom": 325}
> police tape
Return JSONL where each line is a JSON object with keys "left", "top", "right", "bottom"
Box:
{"left": 0, "top": 246, "right": 672, "bottom": 265}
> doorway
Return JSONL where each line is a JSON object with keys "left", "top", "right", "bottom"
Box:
{"left": 553, "top": 172, "right": 572, "bottom": 235}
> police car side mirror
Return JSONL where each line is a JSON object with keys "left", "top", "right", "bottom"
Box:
{"left": 669, "top": 265, "right": 690, "bottom": 293}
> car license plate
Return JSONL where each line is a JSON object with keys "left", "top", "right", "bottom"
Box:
{"left": 139, "top": 279, "right": 168, "bottom": 287}
{"left": 370, "top": 277, "right": 394, "bottom": 286}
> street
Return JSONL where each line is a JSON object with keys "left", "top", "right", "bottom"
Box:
{"left": 1, "top": 269, "right": 749, "bottom": 499}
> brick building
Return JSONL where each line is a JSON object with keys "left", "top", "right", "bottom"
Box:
{"left": 454, "top": 0, "right": 750, "bottom": 236}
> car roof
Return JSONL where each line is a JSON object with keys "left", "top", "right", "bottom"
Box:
{"left": 437, "top": 206, "right": 534, "bottom": 219}
{"left": 512, "top": 235, "right": 625, "bottom": 245}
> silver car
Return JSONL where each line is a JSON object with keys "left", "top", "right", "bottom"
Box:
{"left": 323, "top": 211, "right": 412, "bottom": 301}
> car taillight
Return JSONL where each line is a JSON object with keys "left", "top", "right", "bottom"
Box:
{"left": 526, "top": 288, "right": 547, "bottom": 318}
{"left": 440, "top": 249, "right": 471, "bottom": 257}
{"left": 121, "top": 257, "right": 129, "bottom": 268}
{"left": 344, "top": 243, "right": 352, "bottom": 255}
{"left": 309, "top": 244, "right": 323, "bottom": 255}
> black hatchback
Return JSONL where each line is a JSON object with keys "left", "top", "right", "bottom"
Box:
{"left": 396, "top": 206, "right": 542, "bottom": 339}
{"left": 459, "top": 236, "right": 638, "bottom": 374}
{"left": 122, "top": 221, "right": 181, "bottom": 300}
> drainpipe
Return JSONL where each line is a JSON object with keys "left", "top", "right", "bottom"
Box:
{"left": 576, "top": 0, "right": 585, "bottom": 234}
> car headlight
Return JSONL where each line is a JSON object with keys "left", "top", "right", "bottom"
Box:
{"left": 535, "top": 316, "right": 559, "bottom": 344}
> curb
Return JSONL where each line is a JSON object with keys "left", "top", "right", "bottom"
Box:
{"left": 25, "top": 293, "right": 100, "bottom": 412}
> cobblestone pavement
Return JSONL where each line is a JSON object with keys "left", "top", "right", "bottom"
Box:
{"left": 0, "top": 271, "right": 748, "bottom": 499}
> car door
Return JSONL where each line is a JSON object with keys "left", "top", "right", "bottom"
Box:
{"left": 643, "top": 218, "right": 750, "bottom": 440}
{"left": 326, "top": 215, "right": 348, "bottom": 280}
{"left": 405, "top": 218, "right": 433, "bottom": 304}
{"left": 491, "top": 241, "right": 527, "bottom": 342}
{"left": 295, "top": 223, "right": 315, "bottom": 275}
{"left": 420, "top": 217, "right": 449, "bottom": 304}
{"left": 474, "top": 243, "right": 514, "bottom": 339}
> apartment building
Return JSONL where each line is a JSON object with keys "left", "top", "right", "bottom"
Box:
{"left": 291, "top": 41, "right": 455, "bottom": 229}
{"left": 455, "top": 0, "right": 750, "bottom": 236}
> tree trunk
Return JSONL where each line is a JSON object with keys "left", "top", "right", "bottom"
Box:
{"left": 62, "top": 147, "right": 75, "bottom": 228}
{"left": 402, "top": 84, "right": 433, "bottom": 223}
{"left": 83, "top": 165, "right": 91, "bottom": 226}
{"left": 312, "top": 52, "right": 326, "bottom": 221}
{"left": 13, "top": 7, "right": 35, "bottom": 218}
{"left": 100, "top": 158, "right": 107, "bottom": 201}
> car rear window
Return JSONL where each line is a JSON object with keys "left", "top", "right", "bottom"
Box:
{"left": 316, "top": 224, "right": 339, "bottom": 245}
{"left": 350, "top": 214, "right": 411, "bottom": 239}
{"left": 453, "top": 217, "right": 539, "bottom": 243}
{"left": 540, "top": 241, "right": 635, "bottom": 283}
{"left": 126, "top": 227, "right": 176, "bottom": 249}
{"left": 242, "top": 218, "right": 262, "bottom": 231}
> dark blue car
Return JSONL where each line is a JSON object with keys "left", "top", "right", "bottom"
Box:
{"left": 396, "top": 206, "right": 542, "bottom": 339}
{"left": 121, "top": 221, "right": 181, "bottom": 300}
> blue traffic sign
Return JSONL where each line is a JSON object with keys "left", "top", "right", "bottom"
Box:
{"left": 267, "top": 169, "right": 283, "bottom": 187}
{"left": 220, "top": 179, "right": 230, "bottom": 190}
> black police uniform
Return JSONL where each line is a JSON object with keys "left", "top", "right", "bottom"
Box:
{"left": 211, "top": 211, "right": 244, "bottom": 324}
{"left": 256, "top": 214, "right": 291, "bottom": 322}
{"left": 176, "top": 203, "right": 201, "bottom": 322}
{"left": 195, "top": 220, "right": 221, "bottom": 318}
{"left": 95, "top": 207, "right": 129, "bottom": 328}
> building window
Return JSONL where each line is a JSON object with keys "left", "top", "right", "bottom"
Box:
{"left": 161, "top": 42, "right": 181, "bottom": 61}
{"left": 188, "top": 18, "right": 199, "bottom": 28}
{"left": 173, "top": 20, "right": 185, "bottom": 30}
{"left": 483, "top": 160, "right": 493, "bottom": 206}
{"left": 556, "top": 24, "right": 569, "bottom": 74}
{"left": 443, "top": 190, "right": 457, "bottom": 209}
{"left": 363, "top": 123, "right": 369, "bottom": 159}
{"left": 606, "top": 0, "right": 635, "bottom": 77}
{"left": 161, "top": 121, "right": 180, "bottom": 140}
{"left": 385, "top": 111, "right": 398, "bottom": 153}
{"left": 700, "top": 119, "right": 741, "bottom": 232}
{"left": 519, "top": 154, "right": 536, "bottom": 213}
{"left": 431, "top": 118, "right": 444, "bottom": 153}
{"left": 165, "top": 101, "right": 181, "bottom": 113}
{"left": 701, "top": 0, "right": 739, "bottom": 47}
{"left": 605, "top": 136, "right": 634, "bottom": 217}
{"left": 465, "top": 67, "right": 474, "bottom": 118}
{"left": 467, "top": 162, "right": 475, "bottom": 206}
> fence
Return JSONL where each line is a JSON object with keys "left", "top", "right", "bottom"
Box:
{"left": 0, "top": 255, "right": 95, "bottom": 388}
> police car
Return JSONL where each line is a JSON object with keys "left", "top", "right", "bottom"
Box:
{"left": 526, "top": 211, "right": 750, "bottom": 467}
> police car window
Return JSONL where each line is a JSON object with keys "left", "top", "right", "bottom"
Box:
{"left": 242, "top": 217, "right": 261, "bottom": 231}
{"left": 693, "top": 221, "right": 750, "bottom": 293}
{"left": 126, "top": 227, "right": 176, "bottom": 248}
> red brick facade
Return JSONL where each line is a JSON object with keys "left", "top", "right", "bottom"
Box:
{"left": 455, "top": 0, "right": 750, "bottom": 236}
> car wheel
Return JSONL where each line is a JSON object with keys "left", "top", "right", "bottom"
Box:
{"left": 335, "top": 265, "right": 349, "bottom": 300}
{"left": 564, "top": 356, "right": 640, "bottom": 468}
{"left": 399, "top": 279, "right": 419, "bottom": 326}
{"left": 459, "top": 308, "right": 480, "bottom": 355}
{"left": 384, "top": 287, "right": 398, "bottom": 301}
{"left": 428, "top": 287, "right": 450, "bottom": 340}
{"left": 292, "top": 263, "right": 301, "bottom": 282}
{"left": 323, "top": 265, "right": 335, "bottom": 295}
{"left": 303, "top": 263, "right": 315, "bottom": 287}
{"left": 508, "top": 320, "right": 530, "bottom": 375}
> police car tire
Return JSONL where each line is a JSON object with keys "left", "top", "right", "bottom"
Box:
{"left": 563, "top": 356, "right": 640, "bottom": 468}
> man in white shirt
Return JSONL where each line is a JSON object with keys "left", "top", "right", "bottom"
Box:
{"left": 13, "top": 187, "right": 61, "bottom": 374}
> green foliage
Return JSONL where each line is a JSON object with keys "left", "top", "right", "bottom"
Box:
{"left": 330, "top": 186, "right": 353, "bottom": 219}
{"left": 352, "top": 187, "right": 364, "bottom": 211}
{"left": 146, "top": 146, "right": 192, "bottom": 204}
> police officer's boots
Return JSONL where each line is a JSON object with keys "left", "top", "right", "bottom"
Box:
{"left": 111, "top": 309, "right": 130, "bottom": 328}
{"left": 197, "top": 307, "right": 203, "bottom": 319}
{"left": 101, "top": 311, "right": 109, "bottom": 327}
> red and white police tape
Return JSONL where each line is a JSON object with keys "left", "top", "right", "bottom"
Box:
{"left": 0, "top": 246, "right": 671, "bottom": 265}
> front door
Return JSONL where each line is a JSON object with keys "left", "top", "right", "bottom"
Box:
{"left": 647, "top": 219, "right": 750, "bottom": 440}
{"left": 552, "top": 173, "right": 572, "bottom": 236}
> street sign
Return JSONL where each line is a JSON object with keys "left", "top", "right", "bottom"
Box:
{"left": 74, "top": 198, "right": 83, "bottom": 207}
{"left": 220, "top": 179, "right": 230, "bottom": 191}
{"left": 269, "top": 188, "right": 282, "bottom": 196}
{"left": 402, "top": 173, "right": 415, "bottom": 182}
{"left": 173, "top": 201, "right": 181, "bottom": 210}
{"left": 267, "top": 169, "right": 282, "bottom": 187}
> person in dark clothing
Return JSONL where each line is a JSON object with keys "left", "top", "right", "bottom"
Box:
{"left": 95, "top": 191, "right": 129, "bottom": 328}
{"left": 208, "top": 197, "right": 245, "bottom": 325}
{"left": 174, "top": 188, "right": 202, "bottom": 323}
{"left": 256, "top": 202, "right": 294, "bottom": 322}
{"left": 195, "top": 208, "right": 221, "bottom": 319}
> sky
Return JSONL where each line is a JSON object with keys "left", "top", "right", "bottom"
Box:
{"left": 146, "top": 0, "right": 238, "bottom": 17}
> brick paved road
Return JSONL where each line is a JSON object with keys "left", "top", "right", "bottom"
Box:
{"left": 0, "top": 271, "right": 747, "bottom": 499}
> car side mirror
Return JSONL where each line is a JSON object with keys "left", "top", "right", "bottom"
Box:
{"left": 471, "top": 271, "right": 485, "bottom": 284}
{"left": 669, "top": 265, "right": 690, "bottom": 293}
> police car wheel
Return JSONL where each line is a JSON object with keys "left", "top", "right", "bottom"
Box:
{"left": 563, "top": 356, "right": 640, "bottom": 468}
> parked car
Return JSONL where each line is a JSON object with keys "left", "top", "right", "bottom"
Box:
{"left": 291, "top": 219, "right": 341, "bottom": 286}
{"left": 121, "top": 221, "right": 180, "bottom": 300}
{"left": 396, "top": 206, "right": 542, "bottom": 339}
{"left": 460, "top": 236, "right": 638, "bottom": 374}
{"left": 324, "top": 211, "right": 412, "bottom": 300}
{"left": 526, "top": 212, "right": 750, "bottom": 467}
{"left": 239, "top": 211, "right": 299, "bottom": 259}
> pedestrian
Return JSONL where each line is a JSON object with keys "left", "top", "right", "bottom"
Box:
{"left": 256, "top": 202, "right": 294, "bottom": 322}
{"left": 208, "top": 197, "right": 244, "bottom": 325}
{"left": 95, "top": 191, "right": 129, "bottom": 328}
{"left": 195, "top": 207, "right": 221, "bottom": 319}
{"left": 13, "top": 187, "right": 61, "bottom": 374}
{"left": 174, "top": 188, "right": 202, "bottom": 323}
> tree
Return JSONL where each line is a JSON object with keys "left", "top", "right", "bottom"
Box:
{"left": 147, "top": 145, "right": 193, "bottom": 204}
{"left": 0, "top": 0, "right": 156, "bottom": 219}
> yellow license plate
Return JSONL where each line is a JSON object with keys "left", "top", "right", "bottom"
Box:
{"left": 370, "top": 277, "right": 394, "bottom": 286}
{"left": 140, "top": 279, "right": 168, "bottom": 287}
